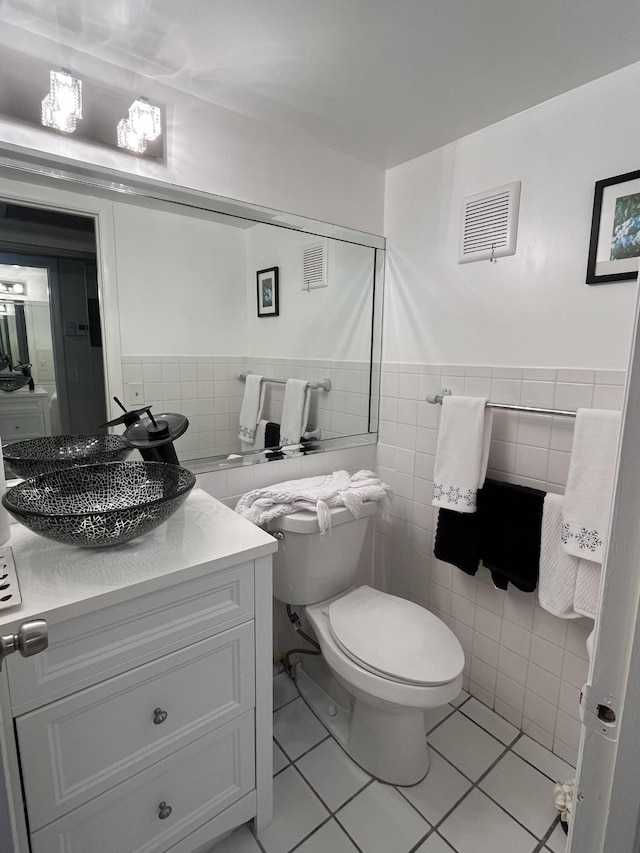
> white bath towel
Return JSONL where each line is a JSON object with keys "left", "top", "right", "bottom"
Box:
{"left": 574, "top": 560, "right": 602, "bottom": 619}
{"left": 432, "top": 396, "right": 493, "bottom": 513}
{"left": 251, "top": 419, "right": 267, "bottom": 451}
{"left": 235, "top": 469, "right": 392, "bottom": 534}
{"left": 280, "top": 378, "right": 311, "bottom": 446}
{"left": 239, "top": 374, "right": 265, "bottom": 449}
{"left": 561, "top": 408, "right": 621, "bottom": 563}
{"left": 538, "top": 493, "right": 582, "bottom": 619}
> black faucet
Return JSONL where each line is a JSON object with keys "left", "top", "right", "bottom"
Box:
{"left": 15, "top": 362, "right": 34, "bottom": 391}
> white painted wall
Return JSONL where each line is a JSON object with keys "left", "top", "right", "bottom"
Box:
{"left": 245, "top": 224, "right": 375, "bottom": 361}
{"left": 383, "top": 62, "right": 640, "bottom": 369}
{"left": 113, "top": 202, "right": 248, "bottom": 357}
{"left": 0, "top": 25, "right": 385, "bottom": 235}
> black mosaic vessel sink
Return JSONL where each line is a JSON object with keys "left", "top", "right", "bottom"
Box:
{"left": 2, "top": 461, "right": 196, "bottom": 548}
{"left": 0, "top": 374, "right": 31, "bottom": 392}
{"left": 3, "top": 434, "right": 133, "bottom": 480}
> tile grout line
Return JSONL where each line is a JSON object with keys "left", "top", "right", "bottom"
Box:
{"left": 271, "top": 680, "right": 567, "bottom": 853}
{"left": 288, "top": 761, "right": 372, "bottom": 853}
{"left": 394, "top": 720, "right": 555, "bottom": 848}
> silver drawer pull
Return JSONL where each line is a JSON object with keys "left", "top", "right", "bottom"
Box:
{"left": 153, "top": 707, "right": 168, "bottom": 725}
{"left": 158, "top": 801, "right": 172, "bottom": 820}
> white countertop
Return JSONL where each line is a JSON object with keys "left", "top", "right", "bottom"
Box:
{"left": 0, "top": 487, "right": 277, "bottom": 632}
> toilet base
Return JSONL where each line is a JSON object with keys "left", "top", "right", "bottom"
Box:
{"left": 295, "top": 660, "right": 430, "bottom": 786}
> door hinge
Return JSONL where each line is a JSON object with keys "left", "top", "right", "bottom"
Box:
{"left": 580, "top": 683, "right": 619, "bottom": 740}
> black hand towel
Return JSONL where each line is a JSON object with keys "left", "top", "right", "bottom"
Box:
{"left": 434, "top": 506, "right": 482, "bottom": 576}
{"left": 478, "top": 479, "right": 545, "bottom": 592}
{"left": 265, "top": 421, "right": 281, "bottom": 448}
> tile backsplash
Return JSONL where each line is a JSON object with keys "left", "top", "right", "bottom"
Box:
{"left": 374, "top": 362, "right": 626, "bottom": 766}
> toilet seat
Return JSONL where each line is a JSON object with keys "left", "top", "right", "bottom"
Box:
{"left": 328, "top": 586, "right": 464, "bottom": 686}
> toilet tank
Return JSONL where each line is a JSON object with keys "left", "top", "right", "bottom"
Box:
{"left": 268, "top": 501, "right": 378, "bottom": 605}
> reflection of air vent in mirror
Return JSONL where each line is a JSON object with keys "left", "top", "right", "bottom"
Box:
{"left": 459, "top": 181, "right": 521, "bottom": 264}
{"left": 302, "top": 241, "right": 328, "bottom": 290}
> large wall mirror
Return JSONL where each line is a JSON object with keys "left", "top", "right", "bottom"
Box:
{"left": 0, "top": 146, "right": 384, "bottom": 472}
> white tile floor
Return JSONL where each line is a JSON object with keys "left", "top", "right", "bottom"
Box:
{"left": 213, "top": 672, "right": 575, "bottom": 853}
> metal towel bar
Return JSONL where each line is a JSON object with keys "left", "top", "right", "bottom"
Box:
{"left": 426, "top": 388, "right": 576, "bottom": 418}
{"left": 239, "top": 372, "right": 331, "bottom": 392}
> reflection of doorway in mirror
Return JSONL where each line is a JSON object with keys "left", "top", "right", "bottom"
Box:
{"left": 0, "top": 257, "right": 106, "bottom": 436}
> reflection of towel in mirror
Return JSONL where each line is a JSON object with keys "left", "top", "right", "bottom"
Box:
{"left": 239, "top": 374, "right": 265, "bottom": 450}
{"left": 235, "top": 469, "right": 392, "bottom": 534}
{"left": 265, "top": 421, "right": 281, "bottom": 448}
{"left": 280, "top": 378, "right": 310, "bottom": 446}
{"left": 250, "top": 420, "right": 267, "bottom": 451}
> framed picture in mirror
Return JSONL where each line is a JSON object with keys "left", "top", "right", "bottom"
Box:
{"left": 256, "top": 267, "right": 279, "bottom": 316}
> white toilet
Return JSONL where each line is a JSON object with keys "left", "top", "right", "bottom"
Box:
{"left": 270, "top": 500, "right": 464, "bottom": 786}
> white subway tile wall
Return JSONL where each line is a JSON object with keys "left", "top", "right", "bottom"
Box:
{"left": 374, "top": 362, "right": 625, "bottom": 766}
{"left": 122, "top": 356, "right": 373, "bottom": 460}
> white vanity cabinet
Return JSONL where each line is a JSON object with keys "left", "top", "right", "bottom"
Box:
{"left": 0, "top": 489, "right": 277, "bottom": 853}
{"left": 0, "top": 387, "right": 51, "bottom": 442}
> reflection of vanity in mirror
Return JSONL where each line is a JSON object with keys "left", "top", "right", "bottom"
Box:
{"left": 0, "top": 146, "right": 384, "bottom": 471}
{"left": 0, "top": 281, "right": 53, "bottom": 441}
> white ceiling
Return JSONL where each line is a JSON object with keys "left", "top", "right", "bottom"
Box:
{"left": 0, "top": 0, "right": 639, "bottom": 169}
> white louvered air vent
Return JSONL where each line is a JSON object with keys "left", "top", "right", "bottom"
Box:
{"left": 459, "top": 181, "right": 521, "bottom": 264}
{"left": 302, "top": 241, "right": 328, "bottom": 290}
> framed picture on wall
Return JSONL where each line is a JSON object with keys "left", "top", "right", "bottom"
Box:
{"left": 256, "top": 267, "right": 279, "bottom": 316}
{"left": 586, "top": 169, "right": 640, "bottom": 285}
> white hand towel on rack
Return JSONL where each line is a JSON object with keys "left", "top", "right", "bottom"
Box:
{"left": 280, "top": 378, "right": 310, "bottom": 446}
{"left": 239, "top": 374, "right": 265, "bottom": 450}
{"left": 538, "top": 493, "right": 582, "bottom": 619}
{"left": 561, "top": 408, "right": 621, "bottom": 563}
{"left": 432, "top": 396, "right": 493, "bottom": 513}
{"left": 574, "top": 559, "right": 602, "bottom": 619}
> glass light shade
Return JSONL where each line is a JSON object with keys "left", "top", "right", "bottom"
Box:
{"left": 41, "top": 70, "right": 82, "bottom": 133}
{"left": 50, "top": 70, "right": 82, "bottom": 119}
{"left": 41, "top": 93, "right": 77, "bottom": 133}
{"left": 117, "top": 118, "right": 147, "bottom": 153}
{"left": 128, "top": 98, "right": 161, "bottom": 141}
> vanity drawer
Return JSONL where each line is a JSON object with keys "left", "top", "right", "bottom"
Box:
{"left": 8, "top": 561, "right": 255, "bottom": 713}
{"left": 0, "top": 412, "right": 45, "bottom": 438}
{"left": 18, "top": 621, "right": 255, "bottom": 830}
{"left": 30, "top": 710, "right": 255, "bottom": 853}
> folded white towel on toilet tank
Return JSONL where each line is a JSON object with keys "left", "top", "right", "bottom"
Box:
{"left": 235, "top": 469, "right": 392, "bottom": 534}
{"left": 432, "top": 395, "right": 493, "bottom": 513}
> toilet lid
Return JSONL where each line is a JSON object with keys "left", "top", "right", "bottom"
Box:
{"left": 328, "top": 586, "right": 464, "bottom": 686}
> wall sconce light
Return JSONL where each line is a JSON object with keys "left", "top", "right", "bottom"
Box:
{"left": 0, "top": 282, "right": 26, "bottom": 296}
{"left": 117, "top": 97, "right": 162, "bottom": 153}
{"left": 41, "top": 69, "right": 82, "bottom": 133}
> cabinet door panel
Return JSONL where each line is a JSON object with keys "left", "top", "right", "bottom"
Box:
{"left": 0, "top": 412, "right": 45, "bottom": 437}
{"left": 8, "top": 561, "right": 254, "bottom": 713}
{"left": 18, "top": 623, "right": 255, "bottom": 829}
{"left": 30, "top": 711, "right": 255, "bottom": 853}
